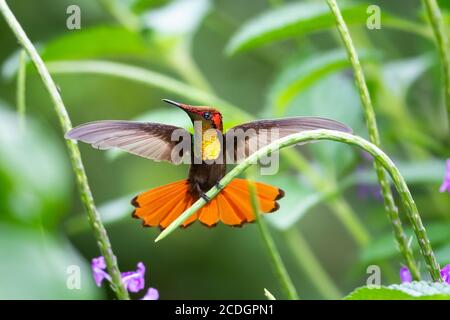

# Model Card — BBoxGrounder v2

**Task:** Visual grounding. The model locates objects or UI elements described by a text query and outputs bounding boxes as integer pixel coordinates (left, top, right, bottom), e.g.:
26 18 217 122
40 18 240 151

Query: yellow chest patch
202 130 221 161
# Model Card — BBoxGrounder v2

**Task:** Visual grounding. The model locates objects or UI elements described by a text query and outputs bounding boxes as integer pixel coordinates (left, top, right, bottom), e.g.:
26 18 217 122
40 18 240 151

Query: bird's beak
162 99 199 119
162 99 187 110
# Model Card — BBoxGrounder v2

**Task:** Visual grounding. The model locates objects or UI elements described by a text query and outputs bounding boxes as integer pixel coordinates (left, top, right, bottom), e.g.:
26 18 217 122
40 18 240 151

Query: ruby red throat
66 99 351 230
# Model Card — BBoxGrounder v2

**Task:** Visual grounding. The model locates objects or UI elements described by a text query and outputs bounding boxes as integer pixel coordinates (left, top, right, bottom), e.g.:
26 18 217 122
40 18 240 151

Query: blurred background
0 0 449 299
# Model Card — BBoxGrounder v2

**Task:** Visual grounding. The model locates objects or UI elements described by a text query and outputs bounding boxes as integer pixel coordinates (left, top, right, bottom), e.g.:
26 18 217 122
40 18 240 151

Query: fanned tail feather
131 178 284 229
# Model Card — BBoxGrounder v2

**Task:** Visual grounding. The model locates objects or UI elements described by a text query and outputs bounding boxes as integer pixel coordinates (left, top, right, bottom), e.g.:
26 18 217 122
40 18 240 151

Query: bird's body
66 99 352 230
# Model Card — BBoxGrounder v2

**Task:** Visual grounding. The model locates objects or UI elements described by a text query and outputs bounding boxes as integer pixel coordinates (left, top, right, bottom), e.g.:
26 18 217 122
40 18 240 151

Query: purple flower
439 159 450 193
121 262 146 293
90 256 159 298
141 287 159 300
440 264 450 285
91 256 111 287
400 266 412 283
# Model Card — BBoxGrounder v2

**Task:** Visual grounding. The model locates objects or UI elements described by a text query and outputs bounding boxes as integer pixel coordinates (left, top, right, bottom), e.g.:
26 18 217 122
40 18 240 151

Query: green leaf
0 223 101 299
0 104 70 228
345 282 450 300
268 50 378 116
226 2 369 55
41 26 156 62
360 221 450 264
258 174 324 230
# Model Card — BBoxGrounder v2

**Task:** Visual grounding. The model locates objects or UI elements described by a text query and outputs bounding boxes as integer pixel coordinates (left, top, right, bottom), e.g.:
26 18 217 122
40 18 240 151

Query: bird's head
162 99 223 131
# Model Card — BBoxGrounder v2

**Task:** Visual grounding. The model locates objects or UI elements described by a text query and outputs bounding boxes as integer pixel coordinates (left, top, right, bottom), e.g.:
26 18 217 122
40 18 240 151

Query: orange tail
131 178 284 229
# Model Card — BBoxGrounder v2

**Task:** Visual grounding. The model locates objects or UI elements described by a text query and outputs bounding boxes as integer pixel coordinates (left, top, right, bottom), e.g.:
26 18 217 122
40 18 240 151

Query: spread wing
225 117 352 162
65 120 191 164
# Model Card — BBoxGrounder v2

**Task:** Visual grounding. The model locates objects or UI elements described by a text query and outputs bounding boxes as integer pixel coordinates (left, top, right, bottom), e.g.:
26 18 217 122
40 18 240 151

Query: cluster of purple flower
400 264 450 284
91 256 159 300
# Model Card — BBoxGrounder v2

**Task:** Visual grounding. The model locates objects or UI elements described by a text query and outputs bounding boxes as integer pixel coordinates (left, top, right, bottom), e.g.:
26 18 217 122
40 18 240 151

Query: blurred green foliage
0 0 449 299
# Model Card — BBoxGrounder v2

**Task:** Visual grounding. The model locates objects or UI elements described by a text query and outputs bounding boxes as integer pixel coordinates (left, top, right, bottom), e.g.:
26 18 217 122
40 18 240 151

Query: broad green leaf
268 50 378 116
360 221 450 264
0 223 101 299
0 104 70 228
41 26 156 62
226 2 369 55
345 282 450 300
258 174 324 230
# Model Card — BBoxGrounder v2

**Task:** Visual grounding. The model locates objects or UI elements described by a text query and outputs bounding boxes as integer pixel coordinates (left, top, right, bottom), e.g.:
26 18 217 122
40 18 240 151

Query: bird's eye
203 112 211 120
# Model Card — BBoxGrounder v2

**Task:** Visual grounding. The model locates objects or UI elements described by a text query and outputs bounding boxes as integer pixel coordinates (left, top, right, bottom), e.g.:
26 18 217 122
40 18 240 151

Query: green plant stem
167 41 215 94
422 0 450 129
326 0 421 281
246 170 299 300
16 49 26 130
48 59 371 247
284 228 341 299
47 60 249 122
0 0 129 299
154 129 441 281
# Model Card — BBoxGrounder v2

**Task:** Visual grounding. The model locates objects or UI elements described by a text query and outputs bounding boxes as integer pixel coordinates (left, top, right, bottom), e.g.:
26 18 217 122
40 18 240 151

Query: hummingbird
66 99 351 230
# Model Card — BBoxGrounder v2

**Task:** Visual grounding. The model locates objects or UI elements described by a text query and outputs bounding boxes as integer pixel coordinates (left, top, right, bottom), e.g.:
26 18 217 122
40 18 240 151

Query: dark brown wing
225 117 352 162
65 120 191 164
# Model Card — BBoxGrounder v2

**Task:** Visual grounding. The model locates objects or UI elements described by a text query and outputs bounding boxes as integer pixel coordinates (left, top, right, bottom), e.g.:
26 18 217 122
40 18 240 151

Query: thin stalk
246 169 299 300
0 0 129 299
47 60 249 122
167 41 215 94
422 0 450 129
48 59 371 247
284 228 341 299
16 49 26 129
154 129 441 281
326 0 421 281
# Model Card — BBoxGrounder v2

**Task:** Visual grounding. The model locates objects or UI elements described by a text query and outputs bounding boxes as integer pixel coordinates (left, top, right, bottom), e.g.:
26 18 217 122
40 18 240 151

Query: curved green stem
47 60 249 122
246 170 299 300
0 0 129 299
422 0 450 129
16 49 26 130
326 0 421 280
154 129 441 281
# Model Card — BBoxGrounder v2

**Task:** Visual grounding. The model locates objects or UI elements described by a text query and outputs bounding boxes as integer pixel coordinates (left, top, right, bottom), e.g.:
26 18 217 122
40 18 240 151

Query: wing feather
65 120 191 164
225 117 352 162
